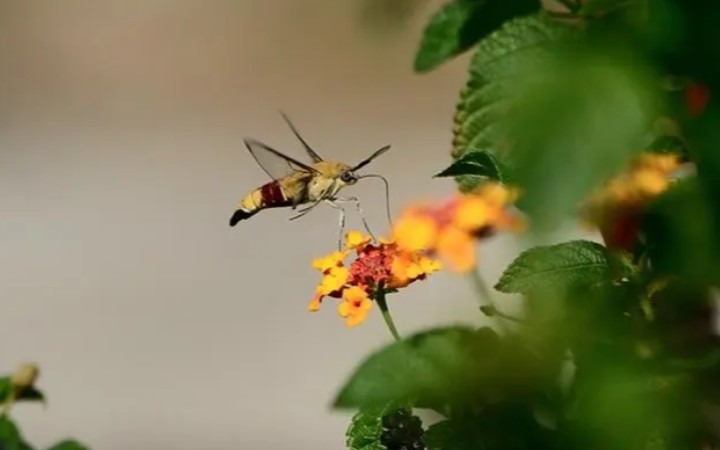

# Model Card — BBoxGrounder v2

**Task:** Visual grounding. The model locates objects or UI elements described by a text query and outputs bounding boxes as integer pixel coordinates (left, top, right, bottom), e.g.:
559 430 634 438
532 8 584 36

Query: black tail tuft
230 209 255 226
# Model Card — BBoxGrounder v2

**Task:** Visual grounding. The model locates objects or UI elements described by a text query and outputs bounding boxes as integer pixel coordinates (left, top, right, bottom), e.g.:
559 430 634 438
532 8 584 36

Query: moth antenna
351 145 391 171
359 174 393 228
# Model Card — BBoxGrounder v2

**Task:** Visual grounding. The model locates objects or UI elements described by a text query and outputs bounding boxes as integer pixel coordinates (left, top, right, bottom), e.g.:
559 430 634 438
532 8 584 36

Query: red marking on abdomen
260 181 289 208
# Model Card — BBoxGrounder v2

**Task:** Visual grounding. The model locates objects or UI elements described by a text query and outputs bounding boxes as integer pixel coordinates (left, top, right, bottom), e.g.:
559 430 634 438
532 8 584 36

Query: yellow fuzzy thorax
312 160 352 177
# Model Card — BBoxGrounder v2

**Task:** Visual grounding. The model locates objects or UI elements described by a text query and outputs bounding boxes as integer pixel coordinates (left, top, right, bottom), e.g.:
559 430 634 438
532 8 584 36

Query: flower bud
10 363 39 390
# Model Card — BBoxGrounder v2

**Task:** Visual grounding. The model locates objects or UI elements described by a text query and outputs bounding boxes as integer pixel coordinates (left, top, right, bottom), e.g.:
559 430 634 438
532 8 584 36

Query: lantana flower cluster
308 181 525 328
390 181 525 273
581 152 684 249
309 231 441 327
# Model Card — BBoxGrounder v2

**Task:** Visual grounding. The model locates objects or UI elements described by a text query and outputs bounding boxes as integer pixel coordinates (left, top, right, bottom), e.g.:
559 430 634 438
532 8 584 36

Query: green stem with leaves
376 290 401 342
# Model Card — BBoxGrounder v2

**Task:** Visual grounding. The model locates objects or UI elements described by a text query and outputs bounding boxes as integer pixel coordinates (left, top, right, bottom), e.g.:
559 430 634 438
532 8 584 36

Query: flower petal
312 251 348 272
436 227 476 273
392 214 439 252
345 231 372 250
308 294 322 312
454 196 490 232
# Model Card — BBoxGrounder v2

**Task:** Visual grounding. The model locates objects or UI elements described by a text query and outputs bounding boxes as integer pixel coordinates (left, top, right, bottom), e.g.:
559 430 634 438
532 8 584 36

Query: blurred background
0 1 579 449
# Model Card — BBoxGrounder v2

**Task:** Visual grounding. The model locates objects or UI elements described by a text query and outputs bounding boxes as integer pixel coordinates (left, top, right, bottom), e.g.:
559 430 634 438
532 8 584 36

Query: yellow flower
338 286 372 327
392 213 439 252
309 229 441 328
345 231 372 250
473 182 520 209
317 266 349 296
312 250 348 272
632 169 670 197
583 152 683 228
453 196 490 232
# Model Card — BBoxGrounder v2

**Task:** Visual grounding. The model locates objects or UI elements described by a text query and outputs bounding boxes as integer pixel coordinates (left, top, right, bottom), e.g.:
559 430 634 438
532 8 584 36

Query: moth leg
333 196 376 242
289 201 321 221
324 199 347 251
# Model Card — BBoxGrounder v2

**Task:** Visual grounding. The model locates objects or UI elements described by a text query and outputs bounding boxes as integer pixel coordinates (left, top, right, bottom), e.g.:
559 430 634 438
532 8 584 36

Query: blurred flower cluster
582 152 684 249
391 182 525 273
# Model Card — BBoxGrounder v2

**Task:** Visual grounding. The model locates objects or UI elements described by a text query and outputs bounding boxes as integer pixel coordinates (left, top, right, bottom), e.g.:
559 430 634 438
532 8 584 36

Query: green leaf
45 440 90 450
646 135 688 158
425 419 482 450
434 150 505 180
451 14 579 172
504 49 657 227
642 177 720 285
334 326 501 409
346 407 389 450
580 0 638 16
426 403 553 450
414 0 539 73
0 417 34 450
0 378 45 404
495 240 612 295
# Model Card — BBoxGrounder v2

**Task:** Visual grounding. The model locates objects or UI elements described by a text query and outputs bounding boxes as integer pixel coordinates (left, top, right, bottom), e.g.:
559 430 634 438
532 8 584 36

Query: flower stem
470 269 496 309
376 290 401 342
470 269 510 332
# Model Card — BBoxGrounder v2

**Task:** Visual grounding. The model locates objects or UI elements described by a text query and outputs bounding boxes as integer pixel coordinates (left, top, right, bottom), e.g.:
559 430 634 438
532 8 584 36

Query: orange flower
581 152 684 250
391 181 524 273
309 231 440 327
436 226 476 273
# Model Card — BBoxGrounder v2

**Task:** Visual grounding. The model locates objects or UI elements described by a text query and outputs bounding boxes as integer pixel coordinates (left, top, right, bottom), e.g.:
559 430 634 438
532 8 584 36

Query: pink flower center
348 245 394 289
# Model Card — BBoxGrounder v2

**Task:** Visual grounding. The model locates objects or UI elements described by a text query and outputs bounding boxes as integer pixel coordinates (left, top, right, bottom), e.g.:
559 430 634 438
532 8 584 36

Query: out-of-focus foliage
0 365 91 450
413 0 539 72
337 1 720 450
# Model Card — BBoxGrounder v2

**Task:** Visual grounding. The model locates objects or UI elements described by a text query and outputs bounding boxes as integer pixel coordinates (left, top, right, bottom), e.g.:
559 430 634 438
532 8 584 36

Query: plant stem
376 290 401 342
470 269 496 309
470 269 512 332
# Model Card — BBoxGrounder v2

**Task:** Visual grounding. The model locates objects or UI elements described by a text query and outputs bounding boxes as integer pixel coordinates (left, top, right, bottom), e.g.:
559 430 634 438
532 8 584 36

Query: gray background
0 1 588 449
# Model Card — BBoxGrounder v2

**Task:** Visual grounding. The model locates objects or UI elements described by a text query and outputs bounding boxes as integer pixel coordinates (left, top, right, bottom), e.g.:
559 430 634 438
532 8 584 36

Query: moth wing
244 138 319 180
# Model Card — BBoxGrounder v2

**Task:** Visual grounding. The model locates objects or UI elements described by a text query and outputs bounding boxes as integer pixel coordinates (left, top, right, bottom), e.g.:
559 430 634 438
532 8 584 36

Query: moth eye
340 171 355 183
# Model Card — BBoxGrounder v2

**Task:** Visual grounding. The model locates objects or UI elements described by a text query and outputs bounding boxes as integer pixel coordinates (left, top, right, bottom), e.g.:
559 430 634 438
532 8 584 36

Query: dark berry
380 432 394 447
407 416 422 431
382 415 398 429
411 440 426 450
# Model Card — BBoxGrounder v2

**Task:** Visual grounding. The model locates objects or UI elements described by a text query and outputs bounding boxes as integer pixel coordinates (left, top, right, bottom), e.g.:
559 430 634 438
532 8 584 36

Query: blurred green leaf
425 419 484 450
334 327 560 410
451 13 579 170
346 406 392 450
495 240 612 295
504 50 657 227
333 327 501 409
0 378 45 404
565 363 695 450
646 135 688 158
426 403 553 450
580 0 637 16
45 441 90 450
642 176 720 285
434 150 506 180
414 0 540 73
0 417 33 450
